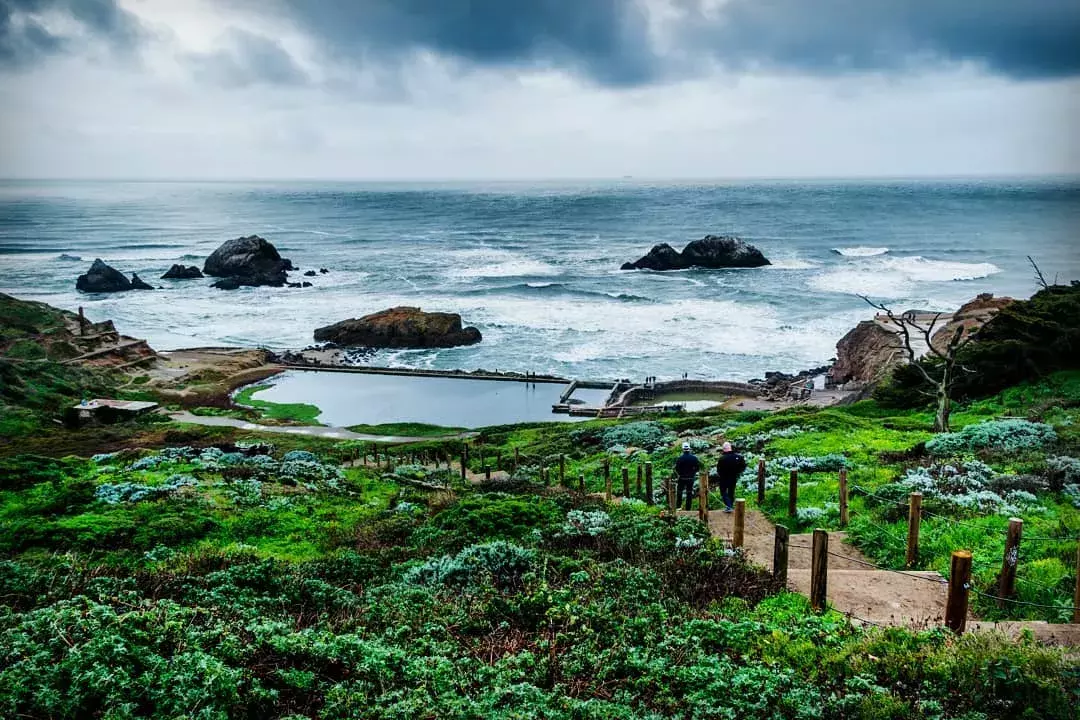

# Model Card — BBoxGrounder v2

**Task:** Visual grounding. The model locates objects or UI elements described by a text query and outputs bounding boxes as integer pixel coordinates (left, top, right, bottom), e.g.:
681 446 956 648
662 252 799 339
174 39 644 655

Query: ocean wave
447 248 560 279
810 255 1002 297
56 253 82 262
461 282 652 303
766 258 819 270
832 246 889 257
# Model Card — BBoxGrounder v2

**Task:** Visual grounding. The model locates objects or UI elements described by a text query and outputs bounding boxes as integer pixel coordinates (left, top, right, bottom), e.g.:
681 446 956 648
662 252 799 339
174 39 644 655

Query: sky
0 0 1078 180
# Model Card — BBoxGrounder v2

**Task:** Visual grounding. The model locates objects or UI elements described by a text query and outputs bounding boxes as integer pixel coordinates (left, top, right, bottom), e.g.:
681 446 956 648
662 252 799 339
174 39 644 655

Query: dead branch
1028 255 1049 290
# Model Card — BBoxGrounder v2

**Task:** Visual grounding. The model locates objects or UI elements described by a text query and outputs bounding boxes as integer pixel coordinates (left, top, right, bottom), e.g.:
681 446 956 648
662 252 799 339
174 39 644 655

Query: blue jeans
676 476 695 511
719 477 736 510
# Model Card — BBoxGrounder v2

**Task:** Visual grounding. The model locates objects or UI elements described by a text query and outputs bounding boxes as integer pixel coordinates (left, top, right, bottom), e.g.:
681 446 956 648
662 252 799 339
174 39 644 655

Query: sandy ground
169 410 476 443
145 347 283 404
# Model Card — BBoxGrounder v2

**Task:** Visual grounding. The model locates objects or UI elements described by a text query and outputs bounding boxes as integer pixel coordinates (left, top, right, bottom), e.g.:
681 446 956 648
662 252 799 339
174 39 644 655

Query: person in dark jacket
673 442 700 511
715 441 747 512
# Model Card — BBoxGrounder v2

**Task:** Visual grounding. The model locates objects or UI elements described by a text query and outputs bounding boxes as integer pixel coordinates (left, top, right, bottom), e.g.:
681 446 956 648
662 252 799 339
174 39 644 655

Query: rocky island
203 235 294 289
75 259 154 293
621 235 770 271
314 307 483 349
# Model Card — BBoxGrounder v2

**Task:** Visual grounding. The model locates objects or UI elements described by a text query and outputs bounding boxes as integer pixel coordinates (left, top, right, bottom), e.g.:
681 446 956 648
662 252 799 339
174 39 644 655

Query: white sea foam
766 258 819 270
833 246 889 257
810 255 1002 297
447 248 559 279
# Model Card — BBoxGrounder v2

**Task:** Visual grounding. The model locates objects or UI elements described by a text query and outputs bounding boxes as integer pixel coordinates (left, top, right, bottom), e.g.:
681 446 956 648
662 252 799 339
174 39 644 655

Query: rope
844 611 888 629
824 550 949 585
965 585 1080 613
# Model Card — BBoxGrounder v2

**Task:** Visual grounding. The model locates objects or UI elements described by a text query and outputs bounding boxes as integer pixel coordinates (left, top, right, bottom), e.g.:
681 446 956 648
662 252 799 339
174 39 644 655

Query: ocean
1 178 1077 382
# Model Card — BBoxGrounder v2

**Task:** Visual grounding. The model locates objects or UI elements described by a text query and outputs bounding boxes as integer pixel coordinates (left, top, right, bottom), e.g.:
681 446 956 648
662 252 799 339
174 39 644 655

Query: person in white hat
673 441 701 511
715 441 747 512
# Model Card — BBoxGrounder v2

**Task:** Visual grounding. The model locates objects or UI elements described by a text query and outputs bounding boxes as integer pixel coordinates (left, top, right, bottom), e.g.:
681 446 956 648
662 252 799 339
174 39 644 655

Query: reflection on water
248 371 611 428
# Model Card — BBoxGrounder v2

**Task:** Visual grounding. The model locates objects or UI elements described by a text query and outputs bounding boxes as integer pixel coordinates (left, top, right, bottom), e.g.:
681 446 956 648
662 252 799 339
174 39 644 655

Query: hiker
674 441 700 511
715 441 747 512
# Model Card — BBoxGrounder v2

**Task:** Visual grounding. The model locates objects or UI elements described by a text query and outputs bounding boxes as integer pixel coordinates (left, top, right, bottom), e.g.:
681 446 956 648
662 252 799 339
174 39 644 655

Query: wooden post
998 518 1023 606
483 465 490 481
636 465 643 496
698 472 708 523
78 306 86 335
906 492 922 568
788 470 798 517
756 458 766 505
838 468 849 527
645 462 654 505
945 550 972 633
605 467 612 501
559 454 566 486
773 525 789 583
622 467 630 497
733 499 746 548
810 529 828 612
578 473 585 493
667 475 676 512
1074 544 1080 624
460 449 467 480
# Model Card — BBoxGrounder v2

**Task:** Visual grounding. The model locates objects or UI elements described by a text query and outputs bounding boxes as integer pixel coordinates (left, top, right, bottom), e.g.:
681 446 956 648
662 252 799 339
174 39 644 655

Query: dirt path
679 508 1080 645
169 411 475 444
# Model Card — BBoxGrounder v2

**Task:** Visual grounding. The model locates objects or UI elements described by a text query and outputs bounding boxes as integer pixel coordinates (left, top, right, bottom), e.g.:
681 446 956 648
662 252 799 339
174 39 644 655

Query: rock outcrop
203 235 293 288
830 320 905 387
929 293 1014 354
161 264 203 280
621 235 770 271
129 273 154 290
76 259 132 293
314 307 483 349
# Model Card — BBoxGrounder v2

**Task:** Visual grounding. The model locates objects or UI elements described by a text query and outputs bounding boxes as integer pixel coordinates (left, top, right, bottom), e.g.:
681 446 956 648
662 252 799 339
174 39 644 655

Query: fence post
667 474 676 512
733 499 746 548
605 466 612 501
484 465 491 482
773 525 789 583
810 529 828 612
945 550 972 633
838 468 849 527
460 448 467 480
1074 544 1080 624
998 518 1023 606
645 462 654 505
906 492 922 568
788 470 798 517
698 472 709 523
622 467 630 497
578 473 585 493
757 458 766 505
636 465 643 496
559 454 566 486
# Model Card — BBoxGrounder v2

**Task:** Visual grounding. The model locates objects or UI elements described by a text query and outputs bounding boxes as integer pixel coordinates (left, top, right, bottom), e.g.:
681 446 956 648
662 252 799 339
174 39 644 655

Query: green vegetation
234 383 324 425
346 421 468 437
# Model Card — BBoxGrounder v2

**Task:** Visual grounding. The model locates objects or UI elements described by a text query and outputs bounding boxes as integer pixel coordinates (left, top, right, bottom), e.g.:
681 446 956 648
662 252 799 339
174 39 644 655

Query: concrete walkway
169 411 475 444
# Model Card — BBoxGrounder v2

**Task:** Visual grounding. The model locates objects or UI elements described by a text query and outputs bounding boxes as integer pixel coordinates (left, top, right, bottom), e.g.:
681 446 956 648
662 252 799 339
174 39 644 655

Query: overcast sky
1 0 1078 180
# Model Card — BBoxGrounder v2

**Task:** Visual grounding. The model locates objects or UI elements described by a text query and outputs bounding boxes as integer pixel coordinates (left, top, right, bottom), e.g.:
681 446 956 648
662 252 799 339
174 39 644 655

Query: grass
233 383 323 425
345 422 468 437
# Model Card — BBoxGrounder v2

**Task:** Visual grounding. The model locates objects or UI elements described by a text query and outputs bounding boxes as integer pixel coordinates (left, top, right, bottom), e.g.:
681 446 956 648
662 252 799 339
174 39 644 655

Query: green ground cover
234 383 324 425
345 422 468 437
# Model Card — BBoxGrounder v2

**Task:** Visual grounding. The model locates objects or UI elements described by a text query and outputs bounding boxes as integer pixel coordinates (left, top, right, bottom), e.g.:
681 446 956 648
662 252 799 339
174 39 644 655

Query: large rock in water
129 273 154 290
314 307 483 349
203 235 292 288
76 259 132 293
621 235 770 270
830 320 904 387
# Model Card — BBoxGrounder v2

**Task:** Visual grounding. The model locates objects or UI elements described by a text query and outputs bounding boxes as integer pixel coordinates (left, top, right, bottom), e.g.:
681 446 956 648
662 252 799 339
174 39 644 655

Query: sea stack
314 307 483 349
203 235 293 289
75 259 133 293
621 235 770 271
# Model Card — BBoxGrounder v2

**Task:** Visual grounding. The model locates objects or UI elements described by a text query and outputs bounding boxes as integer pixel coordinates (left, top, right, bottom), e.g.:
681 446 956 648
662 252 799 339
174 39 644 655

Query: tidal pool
246 370 612 428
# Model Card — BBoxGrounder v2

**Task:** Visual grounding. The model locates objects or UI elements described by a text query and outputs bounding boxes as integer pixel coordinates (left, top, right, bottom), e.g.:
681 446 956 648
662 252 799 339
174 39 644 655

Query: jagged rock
302 281 312 288
319 268 329 274
621 235 770 270
203 235 292 288
76 259 132 293
303 270 317 277
314 306 482 349
161 264 203 280
129 273 154 290
212 278 241 291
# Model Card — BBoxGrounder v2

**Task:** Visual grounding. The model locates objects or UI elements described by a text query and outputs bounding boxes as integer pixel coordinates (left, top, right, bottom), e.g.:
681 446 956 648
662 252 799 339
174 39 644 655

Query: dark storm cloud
688 0 1080 80
267 0 657 86
186 30 309 89
0 0 142 68
257 0 1080 84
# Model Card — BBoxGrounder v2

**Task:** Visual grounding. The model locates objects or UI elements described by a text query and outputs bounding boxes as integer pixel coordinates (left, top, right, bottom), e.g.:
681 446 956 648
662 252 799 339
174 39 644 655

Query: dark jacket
715 451 747 482
674 452 700 479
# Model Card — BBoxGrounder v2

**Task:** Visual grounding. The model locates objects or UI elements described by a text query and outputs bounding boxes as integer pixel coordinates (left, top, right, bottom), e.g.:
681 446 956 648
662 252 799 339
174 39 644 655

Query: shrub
597 421 673 452
772 454 850 473
402 541 535 589
560 509 611 537
282 450 318 463
95 475 197 504
926 419 1057 456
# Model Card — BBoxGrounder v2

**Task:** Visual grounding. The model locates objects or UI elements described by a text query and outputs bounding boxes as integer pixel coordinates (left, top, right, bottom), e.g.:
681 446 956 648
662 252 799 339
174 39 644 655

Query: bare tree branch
1028 255 1049 290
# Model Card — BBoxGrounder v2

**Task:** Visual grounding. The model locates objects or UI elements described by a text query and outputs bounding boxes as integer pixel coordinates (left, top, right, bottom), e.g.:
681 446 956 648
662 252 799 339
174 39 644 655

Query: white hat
722 442 733 452
681 442 691 451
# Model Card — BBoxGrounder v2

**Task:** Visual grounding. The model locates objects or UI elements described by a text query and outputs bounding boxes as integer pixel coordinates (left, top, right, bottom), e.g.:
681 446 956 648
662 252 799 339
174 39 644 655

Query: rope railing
966 585 1080 613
